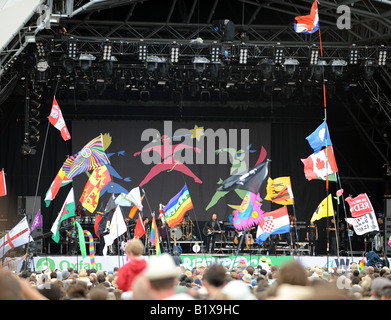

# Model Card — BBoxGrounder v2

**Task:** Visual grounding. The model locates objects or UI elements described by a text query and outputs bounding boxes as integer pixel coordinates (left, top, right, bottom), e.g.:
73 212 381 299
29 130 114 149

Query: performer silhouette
134 135 202 186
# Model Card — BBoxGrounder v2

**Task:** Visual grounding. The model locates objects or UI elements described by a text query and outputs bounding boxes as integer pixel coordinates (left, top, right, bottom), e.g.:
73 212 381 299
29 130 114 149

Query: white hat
221 280 257 300
144 253 180 280
242 273 252 283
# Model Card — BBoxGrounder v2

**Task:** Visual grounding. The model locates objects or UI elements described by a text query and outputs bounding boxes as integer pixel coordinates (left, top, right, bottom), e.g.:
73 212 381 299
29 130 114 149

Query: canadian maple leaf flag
301 145 338 181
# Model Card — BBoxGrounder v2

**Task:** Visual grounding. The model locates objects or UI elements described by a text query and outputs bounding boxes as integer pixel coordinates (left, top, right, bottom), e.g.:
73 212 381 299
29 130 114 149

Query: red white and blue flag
294 0 320 34
256 206 290 244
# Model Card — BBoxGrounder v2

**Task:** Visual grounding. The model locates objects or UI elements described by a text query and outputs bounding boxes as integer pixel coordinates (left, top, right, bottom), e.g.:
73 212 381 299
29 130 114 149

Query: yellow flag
311 194 334 222
265 177 294 205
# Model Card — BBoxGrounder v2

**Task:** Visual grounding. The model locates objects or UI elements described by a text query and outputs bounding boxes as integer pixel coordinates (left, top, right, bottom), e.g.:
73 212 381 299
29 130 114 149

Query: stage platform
12 252 380 274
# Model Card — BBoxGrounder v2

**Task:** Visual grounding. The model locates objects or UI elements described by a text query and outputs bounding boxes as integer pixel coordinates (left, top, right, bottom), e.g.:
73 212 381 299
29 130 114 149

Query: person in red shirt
116 239 147 292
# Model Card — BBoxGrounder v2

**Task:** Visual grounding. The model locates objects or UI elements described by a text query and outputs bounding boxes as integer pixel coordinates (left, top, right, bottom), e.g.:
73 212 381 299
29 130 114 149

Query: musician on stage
64 216 77 255
204 213 221 253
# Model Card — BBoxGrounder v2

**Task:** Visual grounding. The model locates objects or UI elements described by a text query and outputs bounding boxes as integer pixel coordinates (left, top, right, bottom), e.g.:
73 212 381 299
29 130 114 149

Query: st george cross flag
345 193 374 218
256 206 290 245
346 211 379 236
51 188 76 243
294 0 320 34
48 96 71 141
301 145 338 181
0 217 33 259
44 166 72 207
134 213 146 240
163 184 194 228
0 168 6 197
306 120 332 154
103 205 127 256
80 165 111 213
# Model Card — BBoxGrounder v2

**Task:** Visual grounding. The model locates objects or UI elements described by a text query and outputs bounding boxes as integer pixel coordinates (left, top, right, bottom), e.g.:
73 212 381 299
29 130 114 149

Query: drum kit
170 214 194 241
75 216 96 224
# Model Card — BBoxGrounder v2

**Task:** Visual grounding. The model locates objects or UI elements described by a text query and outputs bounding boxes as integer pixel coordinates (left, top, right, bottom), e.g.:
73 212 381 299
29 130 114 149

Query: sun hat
144 253 180 280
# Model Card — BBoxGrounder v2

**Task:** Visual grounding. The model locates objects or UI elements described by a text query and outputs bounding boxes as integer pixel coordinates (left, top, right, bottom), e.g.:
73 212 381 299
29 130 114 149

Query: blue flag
306 120 332 153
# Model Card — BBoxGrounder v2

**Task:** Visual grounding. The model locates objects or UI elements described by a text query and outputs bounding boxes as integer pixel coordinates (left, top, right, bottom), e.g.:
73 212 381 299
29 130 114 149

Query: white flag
346 211 379 236
115 187 143 210
0 217 33 259
103 205 127 256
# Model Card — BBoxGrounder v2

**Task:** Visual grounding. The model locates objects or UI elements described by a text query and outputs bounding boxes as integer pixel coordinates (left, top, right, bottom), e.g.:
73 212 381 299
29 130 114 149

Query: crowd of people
1 238 391 301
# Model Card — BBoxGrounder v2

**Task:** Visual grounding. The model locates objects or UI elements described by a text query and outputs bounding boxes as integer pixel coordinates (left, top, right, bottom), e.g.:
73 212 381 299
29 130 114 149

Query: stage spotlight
193 57 210 74
259 59 273 80
68 41 77 59
102 43 112 61
349 45 359 65
363 60 375 80
36 58 49 72
36 42 45 57
171 45 180 63
283 58 299 77
310 47 320 65
378 45 387 66
274 47 284 64
29 117 40 126
79 53 96 71
331 59 347 77
211 44 221 63
139 42 148 61
20 143 32 156
239 46 248 64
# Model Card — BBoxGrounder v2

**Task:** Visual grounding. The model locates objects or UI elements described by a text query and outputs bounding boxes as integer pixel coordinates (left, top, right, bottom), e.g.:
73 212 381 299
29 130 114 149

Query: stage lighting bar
102 43 112 61
68 41 77 59
349 46 358 65
239 46 248 64
379 46 387 66
36 42 45 57
310 48 320 65
211 44 221 63
139 42 148 61
170 45 180 63
274 47 284 64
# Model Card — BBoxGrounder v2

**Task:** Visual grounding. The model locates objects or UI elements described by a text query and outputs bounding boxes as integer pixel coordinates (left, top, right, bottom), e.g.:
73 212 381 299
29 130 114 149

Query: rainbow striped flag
149 213 161 255
163 184 193 228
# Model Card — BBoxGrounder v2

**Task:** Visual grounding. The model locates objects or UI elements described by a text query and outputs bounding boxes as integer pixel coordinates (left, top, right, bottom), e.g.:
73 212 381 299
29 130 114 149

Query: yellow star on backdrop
190 125 204 141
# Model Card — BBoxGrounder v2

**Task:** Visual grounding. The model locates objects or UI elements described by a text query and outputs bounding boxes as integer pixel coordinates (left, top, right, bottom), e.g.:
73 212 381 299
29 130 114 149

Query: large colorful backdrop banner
71 120 271 223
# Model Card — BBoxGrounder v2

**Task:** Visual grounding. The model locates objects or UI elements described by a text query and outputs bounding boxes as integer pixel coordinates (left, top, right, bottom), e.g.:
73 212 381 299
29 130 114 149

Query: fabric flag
48 96 71 141
163 184 194 228
301 145 338 181
306 120 332 154
149 214 161 255
346 211 379 236
233 191 264 230
294 0 320 34
115 187 143 211
345 193 374 218
311 194 334 222
96 210 113 239
74 220 87 259
80 165 111 213
265 177 294 205
256 206 290 245
134 213 146 240
94 211 103 238
0 169 6 197
0 217 33 259
359 257 365 270
129 195 144 219
44 167 72 207
51 188 75 243
103 205 127 256
217 160 269 194
63 134 110 179
30 210 42 233
83 230 95 267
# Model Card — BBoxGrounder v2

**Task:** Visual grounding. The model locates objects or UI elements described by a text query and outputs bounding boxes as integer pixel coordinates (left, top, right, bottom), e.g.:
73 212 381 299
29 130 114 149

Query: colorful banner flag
294 0 320 34
149 213 161 255
63 134 110 179
163 184 194 228
44 167 72 207
256 206 290 245
346 211 379 236
217 161 269 195
30 210 42 233
345 193 374 218
51 188 75 243
233 191 264 230
306 120 332 154
0 168 6 197
74 220 87 259
301 145 338 181
311 194 334 222
83 230 95 267
0 217 33 259
265 176 294 205
80 165 111 213
129 195 144 219
103 205 127 256
134 213 146 240
48 96 71 141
